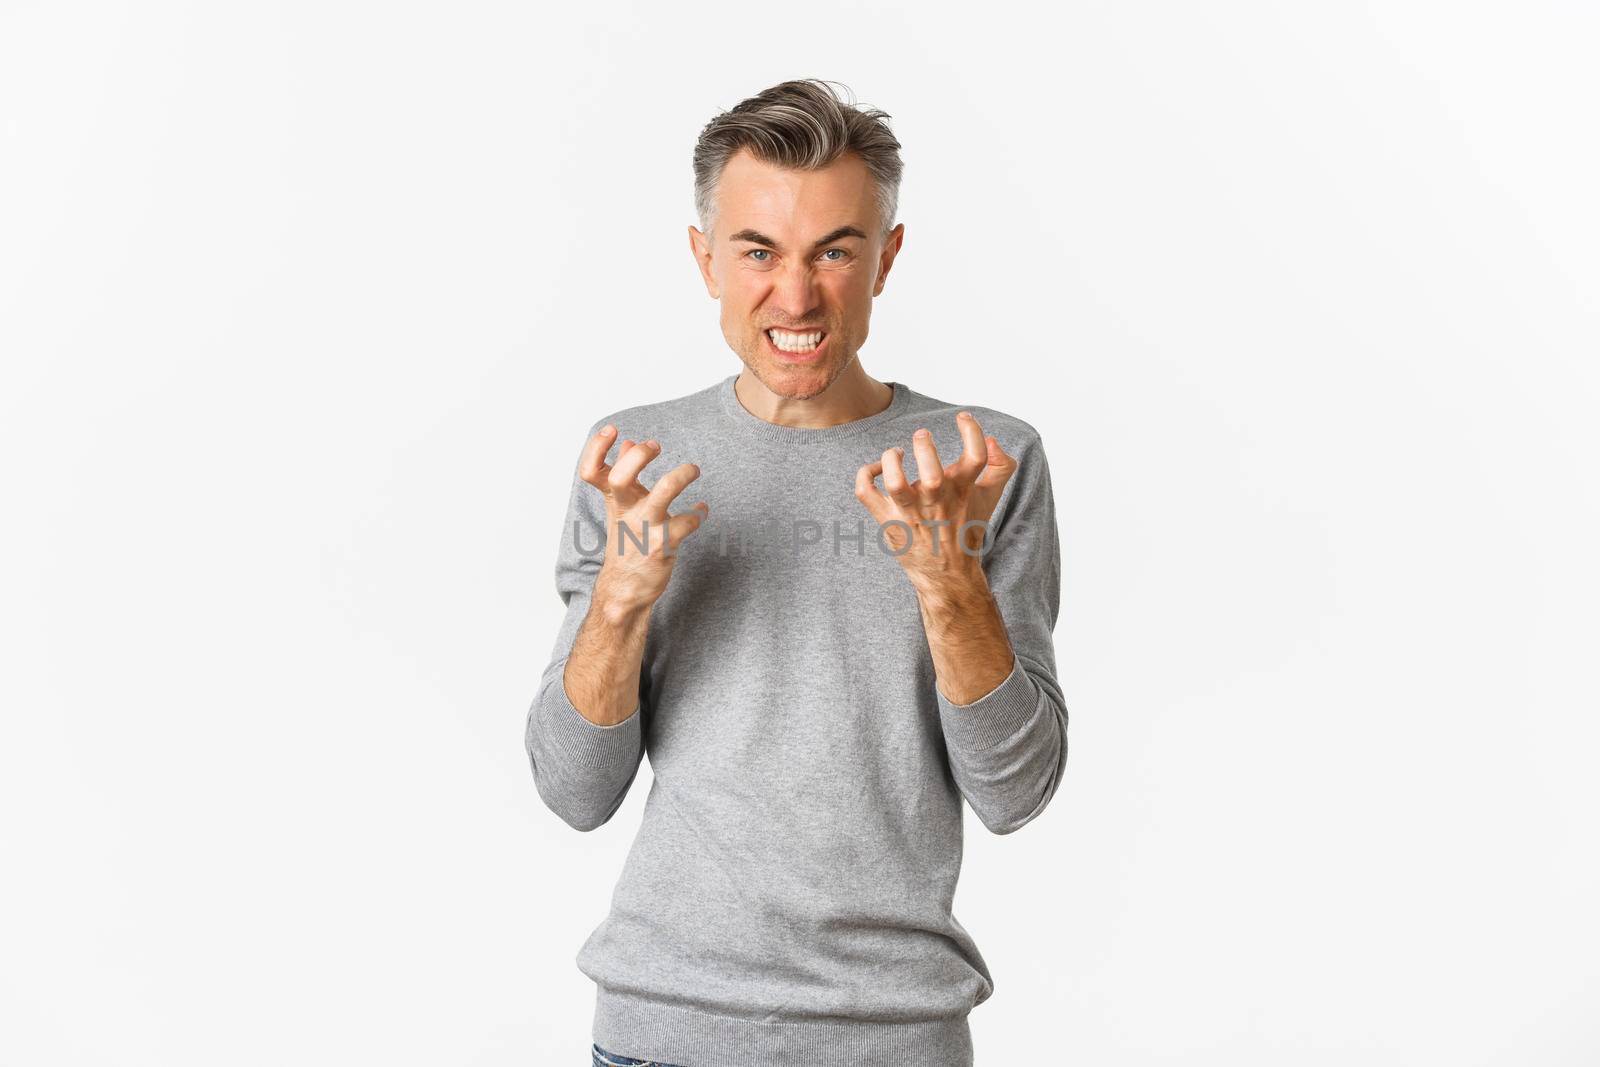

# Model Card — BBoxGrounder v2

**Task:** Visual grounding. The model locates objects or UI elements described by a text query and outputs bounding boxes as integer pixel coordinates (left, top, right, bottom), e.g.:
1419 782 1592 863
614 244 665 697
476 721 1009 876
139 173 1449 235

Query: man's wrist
912 570 994 618
592 570 656 627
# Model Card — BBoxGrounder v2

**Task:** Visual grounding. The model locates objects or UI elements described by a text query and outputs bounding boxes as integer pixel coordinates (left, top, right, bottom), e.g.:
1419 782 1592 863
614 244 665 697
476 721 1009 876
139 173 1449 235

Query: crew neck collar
717 374 908 445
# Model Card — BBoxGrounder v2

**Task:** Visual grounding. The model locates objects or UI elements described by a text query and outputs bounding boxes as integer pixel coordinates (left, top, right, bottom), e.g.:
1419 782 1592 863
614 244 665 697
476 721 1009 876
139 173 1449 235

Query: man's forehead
714 148 877 236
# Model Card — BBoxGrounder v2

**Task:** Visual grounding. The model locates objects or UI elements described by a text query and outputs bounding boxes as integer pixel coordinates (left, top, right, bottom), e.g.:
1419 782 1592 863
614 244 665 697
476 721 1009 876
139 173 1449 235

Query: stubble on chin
750 357 847 402
737 334 858 401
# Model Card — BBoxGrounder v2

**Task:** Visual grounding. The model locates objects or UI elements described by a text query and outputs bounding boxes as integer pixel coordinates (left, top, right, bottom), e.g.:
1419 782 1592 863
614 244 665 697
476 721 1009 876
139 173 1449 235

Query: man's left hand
854 410 1018 599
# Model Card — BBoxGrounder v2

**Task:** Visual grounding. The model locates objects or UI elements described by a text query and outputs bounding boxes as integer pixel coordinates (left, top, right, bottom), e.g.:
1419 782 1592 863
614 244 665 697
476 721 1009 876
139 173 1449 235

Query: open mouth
764 327 828 361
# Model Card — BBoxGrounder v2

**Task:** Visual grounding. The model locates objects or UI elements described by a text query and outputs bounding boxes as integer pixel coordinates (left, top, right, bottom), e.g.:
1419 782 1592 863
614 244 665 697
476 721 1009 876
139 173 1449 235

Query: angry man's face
688 148 904 401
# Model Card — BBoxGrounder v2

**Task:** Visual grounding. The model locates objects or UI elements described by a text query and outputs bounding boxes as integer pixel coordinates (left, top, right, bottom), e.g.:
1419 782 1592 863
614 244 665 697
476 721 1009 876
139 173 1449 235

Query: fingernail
914 428 929 438
958 410 972 420
894 446 905 456
600 424 615 435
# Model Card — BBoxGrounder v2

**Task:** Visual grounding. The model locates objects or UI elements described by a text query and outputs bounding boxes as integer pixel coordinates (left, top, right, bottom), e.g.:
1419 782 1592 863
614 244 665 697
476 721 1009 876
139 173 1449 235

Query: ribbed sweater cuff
534 662 641 772
934 653 1040 750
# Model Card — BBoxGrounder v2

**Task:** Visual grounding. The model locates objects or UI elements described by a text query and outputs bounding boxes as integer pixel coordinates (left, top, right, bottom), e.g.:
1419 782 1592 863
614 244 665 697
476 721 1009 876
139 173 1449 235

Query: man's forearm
563 573 653 726
916 574 1016 706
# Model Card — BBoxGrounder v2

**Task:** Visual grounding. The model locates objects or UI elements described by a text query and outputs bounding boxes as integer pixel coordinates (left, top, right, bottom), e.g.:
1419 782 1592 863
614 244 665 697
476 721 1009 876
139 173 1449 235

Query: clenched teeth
767 328 824 353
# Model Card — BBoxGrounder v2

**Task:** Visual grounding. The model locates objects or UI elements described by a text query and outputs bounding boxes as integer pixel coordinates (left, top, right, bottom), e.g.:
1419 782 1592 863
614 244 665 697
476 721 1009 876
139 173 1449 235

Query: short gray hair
692 79 904 240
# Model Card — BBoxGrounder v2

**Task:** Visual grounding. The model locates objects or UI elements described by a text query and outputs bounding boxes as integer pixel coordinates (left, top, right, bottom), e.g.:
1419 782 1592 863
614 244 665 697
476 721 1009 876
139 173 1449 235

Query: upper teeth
768 329 822 352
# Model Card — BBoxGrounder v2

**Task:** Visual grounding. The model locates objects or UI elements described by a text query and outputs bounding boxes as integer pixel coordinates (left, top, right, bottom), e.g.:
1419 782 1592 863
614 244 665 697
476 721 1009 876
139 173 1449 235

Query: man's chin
750 358 838 400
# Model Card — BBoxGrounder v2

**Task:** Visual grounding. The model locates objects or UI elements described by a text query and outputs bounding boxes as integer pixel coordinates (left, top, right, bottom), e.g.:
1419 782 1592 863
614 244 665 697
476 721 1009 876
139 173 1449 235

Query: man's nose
767 262 822 320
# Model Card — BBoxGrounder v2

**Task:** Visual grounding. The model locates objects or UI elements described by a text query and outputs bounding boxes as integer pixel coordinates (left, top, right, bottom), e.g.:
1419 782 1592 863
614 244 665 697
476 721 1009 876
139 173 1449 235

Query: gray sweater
525 374 1068 1066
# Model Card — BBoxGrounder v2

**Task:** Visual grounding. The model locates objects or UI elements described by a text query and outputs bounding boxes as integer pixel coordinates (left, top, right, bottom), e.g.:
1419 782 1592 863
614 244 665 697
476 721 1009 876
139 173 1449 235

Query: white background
3 2 1597 1063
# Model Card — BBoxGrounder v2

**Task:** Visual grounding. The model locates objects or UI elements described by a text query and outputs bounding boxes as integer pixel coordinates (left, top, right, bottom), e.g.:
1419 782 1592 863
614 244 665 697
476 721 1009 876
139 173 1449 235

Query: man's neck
733 362 894 429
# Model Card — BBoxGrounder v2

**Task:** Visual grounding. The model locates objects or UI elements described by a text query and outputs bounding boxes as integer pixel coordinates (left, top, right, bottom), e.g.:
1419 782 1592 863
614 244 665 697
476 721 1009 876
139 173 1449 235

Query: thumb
665 501 711 550
972 435 1016 490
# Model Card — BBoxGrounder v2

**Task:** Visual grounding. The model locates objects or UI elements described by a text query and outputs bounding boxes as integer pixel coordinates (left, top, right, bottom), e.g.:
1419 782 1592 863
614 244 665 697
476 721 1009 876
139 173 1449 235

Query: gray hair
692 79 904 240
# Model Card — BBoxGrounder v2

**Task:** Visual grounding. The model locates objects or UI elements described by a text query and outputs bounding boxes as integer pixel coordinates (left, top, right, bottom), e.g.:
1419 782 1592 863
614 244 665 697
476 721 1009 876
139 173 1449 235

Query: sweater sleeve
934 431 1069 835
523 432 647 832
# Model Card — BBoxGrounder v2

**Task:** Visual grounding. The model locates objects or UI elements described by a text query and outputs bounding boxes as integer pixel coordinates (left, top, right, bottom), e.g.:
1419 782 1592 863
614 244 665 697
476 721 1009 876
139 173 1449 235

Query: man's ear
873 223 905 297
688 225 719 299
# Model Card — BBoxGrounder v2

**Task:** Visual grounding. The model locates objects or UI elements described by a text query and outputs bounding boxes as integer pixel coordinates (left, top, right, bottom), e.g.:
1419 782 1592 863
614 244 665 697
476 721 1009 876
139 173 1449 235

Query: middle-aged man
525 78 1069 1067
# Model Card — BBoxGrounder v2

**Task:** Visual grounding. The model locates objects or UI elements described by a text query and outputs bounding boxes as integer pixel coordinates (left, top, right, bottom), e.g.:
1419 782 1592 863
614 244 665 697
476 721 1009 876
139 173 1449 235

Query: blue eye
746 249 771 261
821 248 848 261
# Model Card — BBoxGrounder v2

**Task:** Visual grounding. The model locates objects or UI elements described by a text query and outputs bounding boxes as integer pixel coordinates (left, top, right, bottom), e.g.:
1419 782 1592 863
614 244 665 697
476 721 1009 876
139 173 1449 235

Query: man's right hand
579 424 709 613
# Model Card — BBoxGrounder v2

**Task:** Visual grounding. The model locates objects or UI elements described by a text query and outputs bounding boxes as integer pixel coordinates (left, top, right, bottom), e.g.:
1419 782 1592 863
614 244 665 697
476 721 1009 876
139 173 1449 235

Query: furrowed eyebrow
728 229 779 248
810 226 868 248
728 226 869 252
